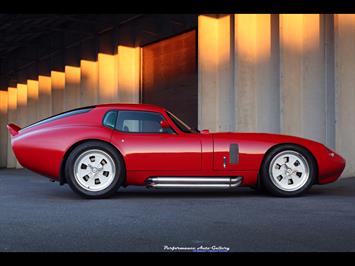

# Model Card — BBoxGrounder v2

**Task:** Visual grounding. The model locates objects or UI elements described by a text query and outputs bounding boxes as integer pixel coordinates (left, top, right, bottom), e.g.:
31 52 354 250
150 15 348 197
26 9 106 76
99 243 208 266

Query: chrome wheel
268 150 310 192
73 149 116 192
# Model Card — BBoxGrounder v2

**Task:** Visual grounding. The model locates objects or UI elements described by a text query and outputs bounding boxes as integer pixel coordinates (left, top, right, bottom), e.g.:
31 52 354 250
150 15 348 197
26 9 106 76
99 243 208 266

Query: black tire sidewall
65 141 125 199
260 144 316 197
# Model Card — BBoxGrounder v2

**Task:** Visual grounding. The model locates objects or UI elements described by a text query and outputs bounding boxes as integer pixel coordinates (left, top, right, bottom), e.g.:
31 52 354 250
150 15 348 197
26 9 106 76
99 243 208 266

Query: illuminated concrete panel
16 84 28 128
16 84 28 168
64 66 81 110
0 91 8 167
334 14 355 177
234 14 279 132
198 15 234 132
7 88 17 168
38 75 52 120
280 14 327 144
98 53 118 104
51 71 65 115
80 60 98 106
27 80 39 125
117 46 140 103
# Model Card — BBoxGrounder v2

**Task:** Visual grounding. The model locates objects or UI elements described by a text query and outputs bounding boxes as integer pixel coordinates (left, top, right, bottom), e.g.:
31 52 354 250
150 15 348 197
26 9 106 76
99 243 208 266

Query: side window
116 111 173 134
103 110 118 129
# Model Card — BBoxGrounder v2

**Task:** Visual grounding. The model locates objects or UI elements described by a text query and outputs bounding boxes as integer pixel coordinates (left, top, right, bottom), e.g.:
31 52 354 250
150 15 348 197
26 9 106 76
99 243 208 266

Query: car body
7 103 346 198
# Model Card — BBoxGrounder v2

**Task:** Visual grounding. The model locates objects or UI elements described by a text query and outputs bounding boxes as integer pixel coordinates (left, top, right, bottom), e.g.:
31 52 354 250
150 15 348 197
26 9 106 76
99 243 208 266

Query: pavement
0 168 354 252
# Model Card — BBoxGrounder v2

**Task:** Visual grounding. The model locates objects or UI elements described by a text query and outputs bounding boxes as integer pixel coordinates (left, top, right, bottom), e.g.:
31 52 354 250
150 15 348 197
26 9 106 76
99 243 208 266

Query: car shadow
112 187 262 199
40 178 355 200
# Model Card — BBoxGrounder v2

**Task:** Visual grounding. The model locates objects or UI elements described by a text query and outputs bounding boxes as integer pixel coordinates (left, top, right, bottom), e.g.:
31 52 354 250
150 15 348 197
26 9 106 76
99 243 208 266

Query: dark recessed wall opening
142 30 198 129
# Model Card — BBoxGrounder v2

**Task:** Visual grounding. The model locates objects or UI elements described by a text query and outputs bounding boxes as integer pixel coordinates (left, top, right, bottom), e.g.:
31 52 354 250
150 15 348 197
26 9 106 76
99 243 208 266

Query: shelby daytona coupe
7 103 345 199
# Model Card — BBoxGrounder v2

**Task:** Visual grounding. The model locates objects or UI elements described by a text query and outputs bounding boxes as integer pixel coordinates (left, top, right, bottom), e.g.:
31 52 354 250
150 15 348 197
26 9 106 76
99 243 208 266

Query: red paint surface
9 103 345 187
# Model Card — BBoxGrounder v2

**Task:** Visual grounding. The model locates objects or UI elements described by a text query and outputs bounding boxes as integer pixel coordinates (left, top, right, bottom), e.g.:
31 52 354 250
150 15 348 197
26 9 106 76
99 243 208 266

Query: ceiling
0 14 197 90
0 14 140 56
0 14 142 89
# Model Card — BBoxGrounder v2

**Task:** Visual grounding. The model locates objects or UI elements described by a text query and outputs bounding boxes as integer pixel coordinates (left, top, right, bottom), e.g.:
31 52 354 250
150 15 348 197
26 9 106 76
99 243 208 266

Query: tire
260 144 316 197
65 141 125 199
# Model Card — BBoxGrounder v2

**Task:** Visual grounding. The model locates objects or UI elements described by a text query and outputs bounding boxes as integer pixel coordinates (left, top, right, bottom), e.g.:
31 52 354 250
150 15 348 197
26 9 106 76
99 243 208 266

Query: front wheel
65 141 125 199
260 144 316 197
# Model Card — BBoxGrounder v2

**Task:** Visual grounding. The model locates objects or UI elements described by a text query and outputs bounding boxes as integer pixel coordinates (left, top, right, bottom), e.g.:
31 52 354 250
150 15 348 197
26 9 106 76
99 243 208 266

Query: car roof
95 103 167 113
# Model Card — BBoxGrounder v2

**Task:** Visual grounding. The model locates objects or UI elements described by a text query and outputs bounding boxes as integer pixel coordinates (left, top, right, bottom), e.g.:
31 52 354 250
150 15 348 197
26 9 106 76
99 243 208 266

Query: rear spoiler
7 123 21 137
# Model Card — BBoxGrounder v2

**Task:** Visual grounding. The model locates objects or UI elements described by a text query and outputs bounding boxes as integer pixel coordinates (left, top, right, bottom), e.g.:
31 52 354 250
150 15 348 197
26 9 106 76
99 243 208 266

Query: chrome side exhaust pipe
146 176 242 188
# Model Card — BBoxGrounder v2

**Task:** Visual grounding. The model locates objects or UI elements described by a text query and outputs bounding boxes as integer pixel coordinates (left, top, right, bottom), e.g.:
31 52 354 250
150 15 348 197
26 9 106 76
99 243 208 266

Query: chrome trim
146 176 242 189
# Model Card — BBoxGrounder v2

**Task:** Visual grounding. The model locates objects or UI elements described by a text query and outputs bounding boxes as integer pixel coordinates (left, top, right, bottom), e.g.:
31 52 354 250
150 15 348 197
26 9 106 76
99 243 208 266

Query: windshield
166 111 198 133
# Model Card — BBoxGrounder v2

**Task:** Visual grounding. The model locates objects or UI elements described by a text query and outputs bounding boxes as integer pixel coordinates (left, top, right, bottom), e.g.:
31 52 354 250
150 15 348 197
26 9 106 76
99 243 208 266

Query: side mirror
200 129 210 134
160 120 170 129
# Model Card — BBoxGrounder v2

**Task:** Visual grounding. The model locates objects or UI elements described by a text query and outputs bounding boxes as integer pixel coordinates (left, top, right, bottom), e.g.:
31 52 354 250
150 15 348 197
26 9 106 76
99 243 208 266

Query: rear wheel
260 144 316 197
65 141 124 199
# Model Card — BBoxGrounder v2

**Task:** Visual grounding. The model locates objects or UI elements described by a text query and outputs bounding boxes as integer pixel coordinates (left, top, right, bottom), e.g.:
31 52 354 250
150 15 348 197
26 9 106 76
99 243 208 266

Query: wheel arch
59 139 126 185
257 142 319 185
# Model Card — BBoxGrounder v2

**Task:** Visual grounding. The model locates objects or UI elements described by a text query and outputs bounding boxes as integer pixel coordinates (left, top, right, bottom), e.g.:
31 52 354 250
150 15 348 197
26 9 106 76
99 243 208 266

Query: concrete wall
334 14 355 177
198 14 354 177
198 15 235 132
6 88 17 168
0 91 8 168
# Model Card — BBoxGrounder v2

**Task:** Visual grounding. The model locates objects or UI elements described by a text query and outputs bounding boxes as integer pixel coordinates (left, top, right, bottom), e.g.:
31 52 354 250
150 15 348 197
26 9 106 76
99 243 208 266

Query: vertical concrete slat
7 88 17 168
198 15 234 132
324 14 336 149
280 14 327 143
334 14 355 177
64 66 81 111
27 80 39 125
80 60 98 106
117 46 140 103
234 14 280 133
38 76 52 120
51 71 65 115
0 91 8 168
98 53 118 104
17 84 28 128
16 84 28 168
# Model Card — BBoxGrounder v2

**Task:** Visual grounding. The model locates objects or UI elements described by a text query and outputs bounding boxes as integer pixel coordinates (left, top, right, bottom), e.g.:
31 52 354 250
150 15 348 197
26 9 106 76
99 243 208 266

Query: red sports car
7 103 345 199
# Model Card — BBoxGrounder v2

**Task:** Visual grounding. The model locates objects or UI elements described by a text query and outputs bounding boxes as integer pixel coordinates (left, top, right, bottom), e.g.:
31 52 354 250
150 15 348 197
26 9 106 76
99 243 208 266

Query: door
110 110 201 171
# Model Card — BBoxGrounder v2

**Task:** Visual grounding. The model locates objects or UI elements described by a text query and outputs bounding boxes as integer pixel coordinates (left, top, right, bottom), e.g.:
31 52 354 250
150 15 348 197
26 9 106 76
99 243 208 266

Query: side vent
229 144 239 164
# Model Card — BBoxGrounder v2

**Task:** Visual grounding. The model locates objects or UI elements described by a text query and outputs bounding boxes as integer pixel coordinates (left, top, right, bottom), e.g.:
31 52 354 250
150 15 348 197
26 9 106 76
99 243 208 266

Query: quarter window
116 111 173 134
103 110 118 129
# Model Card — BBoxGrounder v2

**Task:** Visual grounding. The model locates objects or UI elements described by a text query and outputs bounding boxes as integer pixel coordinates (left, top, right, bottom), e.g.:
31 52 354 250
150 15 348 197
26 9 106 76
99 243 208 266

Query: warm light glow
38 75 52 119
198 15 234 70
198 15 219 67
117 46 140 103
51 71 65 91
236 14 271 63
0 91 8 115
64 66 81 110
50 71 65 115
98 53 117 103
17 84 27 107
27 80 39 101
7 87 17 111
335 14 355 29
80 60 98 105
38 75 52 96
280 14 320 53
65 66 80 84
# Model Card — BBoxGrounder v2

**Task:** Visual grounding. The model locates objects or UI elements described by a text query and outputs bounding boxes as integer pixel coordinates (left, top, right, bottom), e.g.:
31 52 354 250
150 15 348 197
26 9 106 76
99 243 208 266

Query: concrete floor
0 169 354 252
